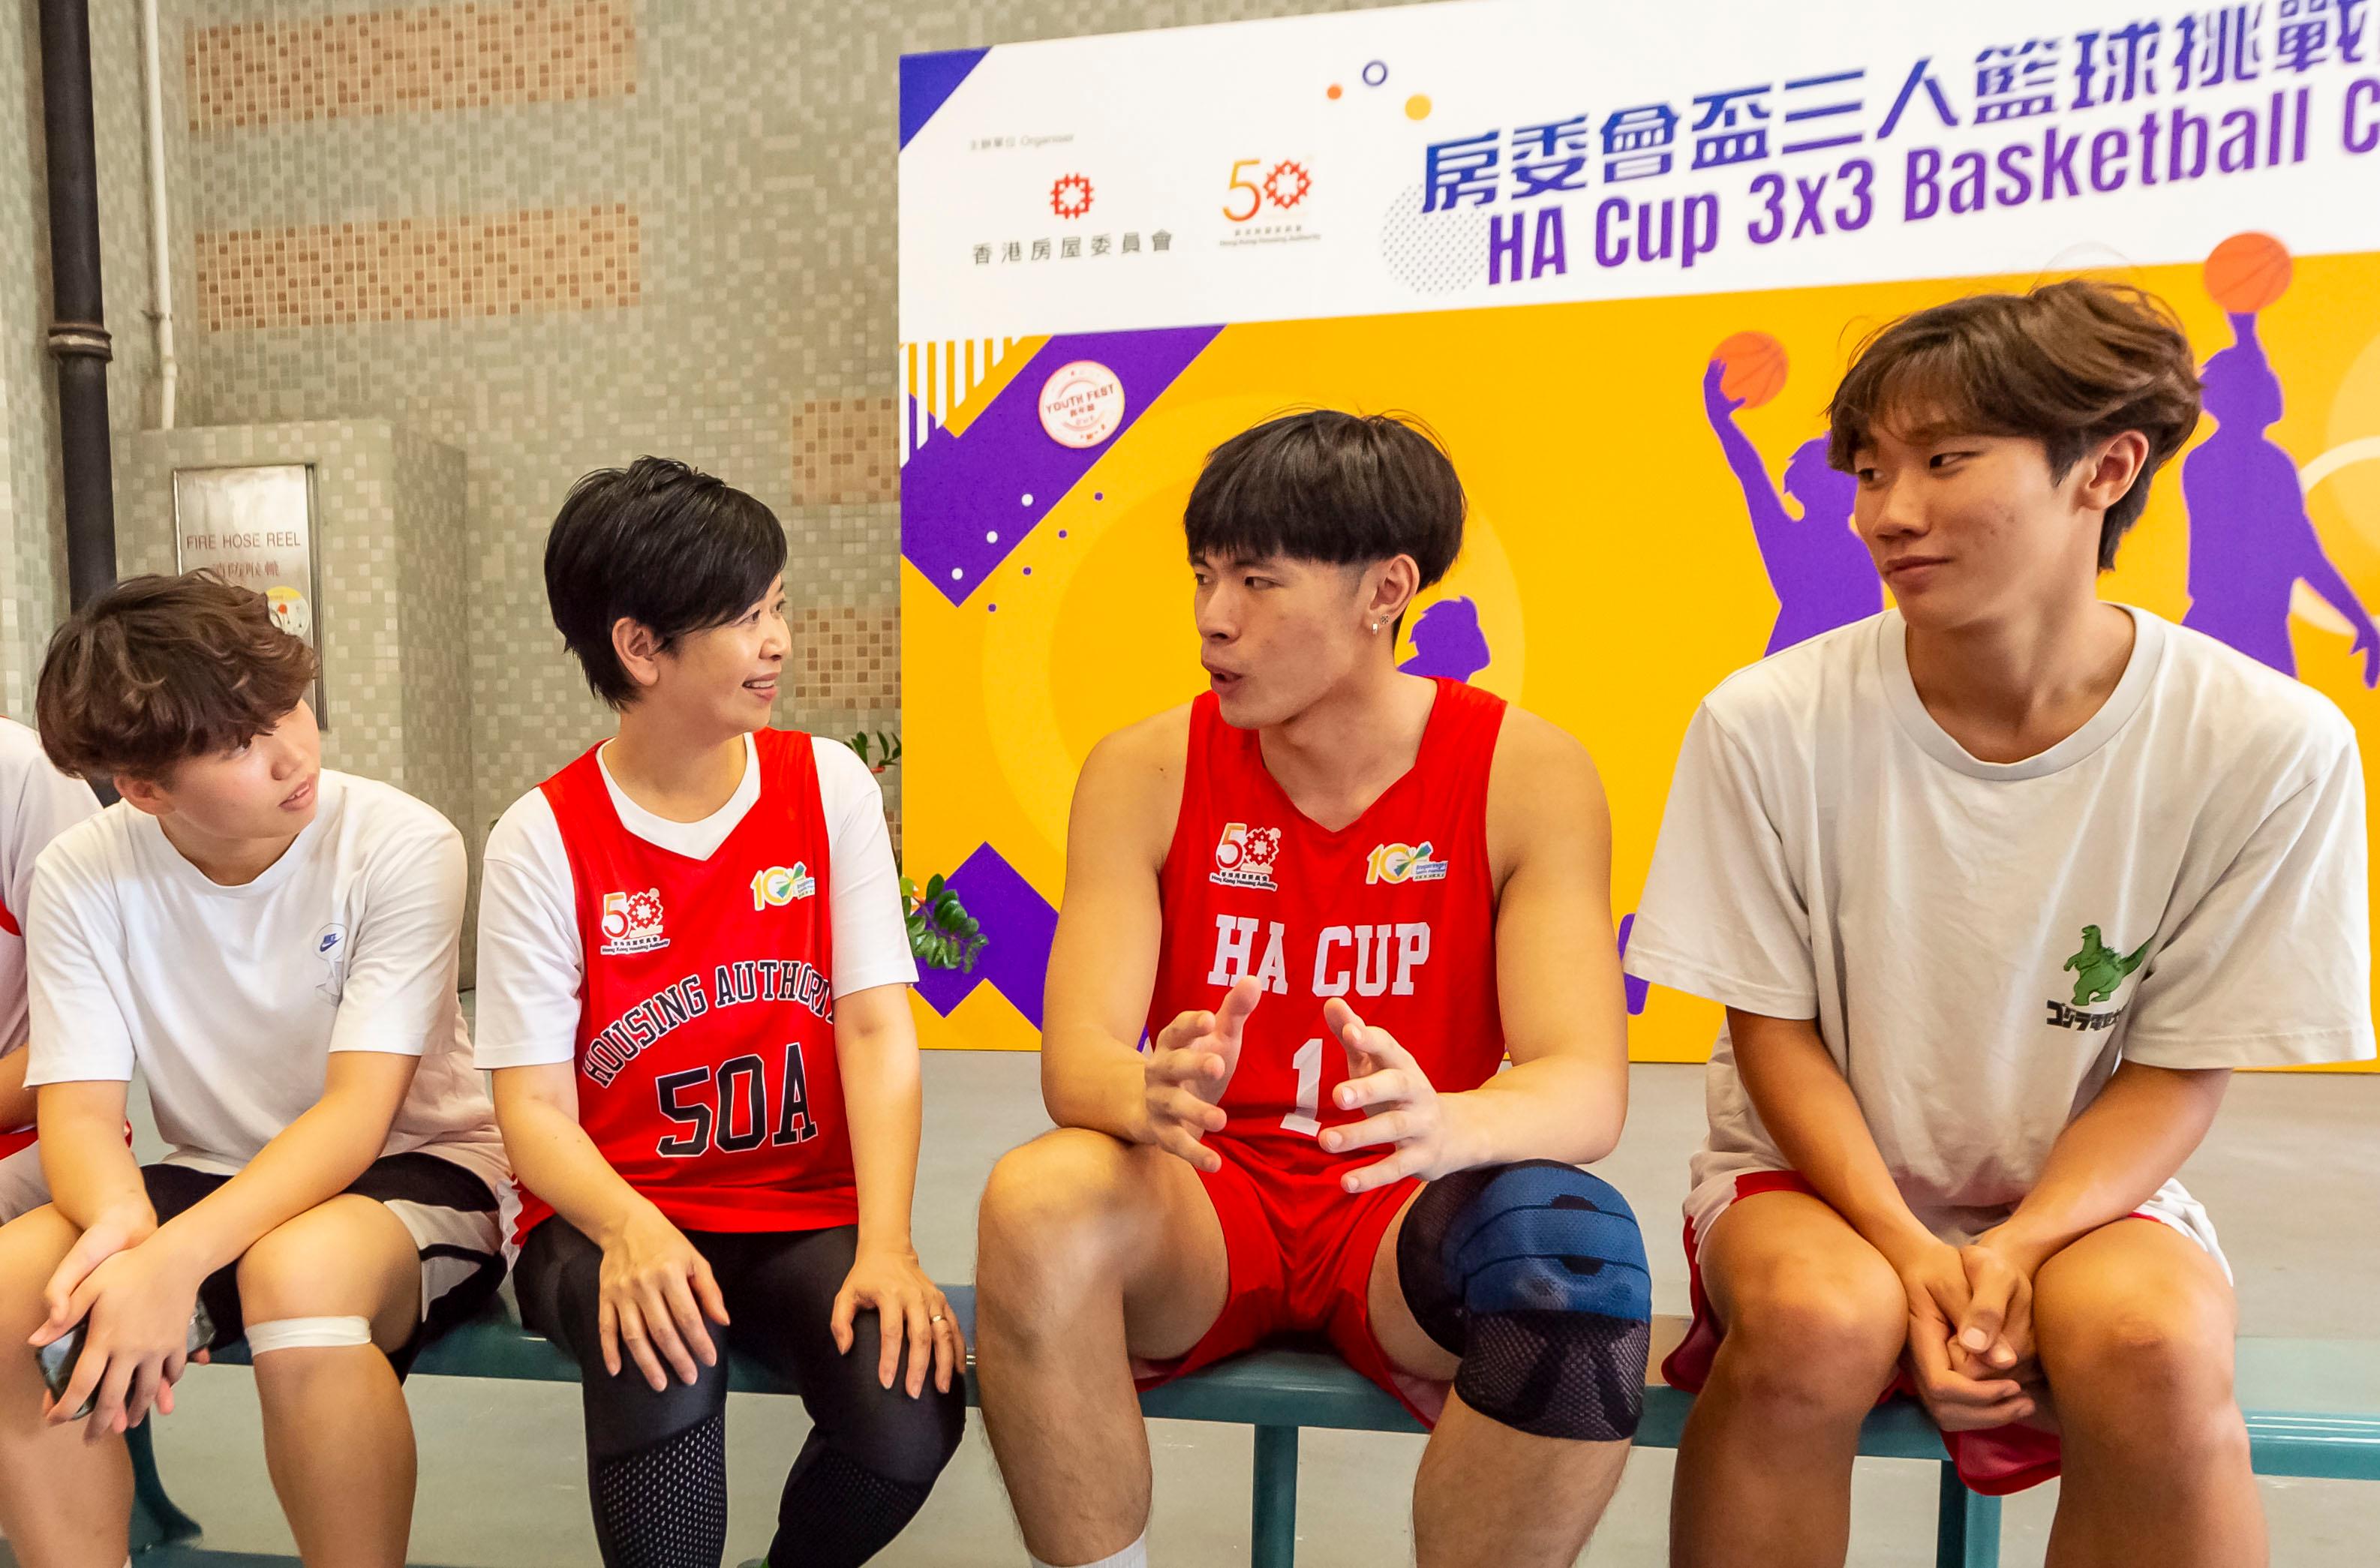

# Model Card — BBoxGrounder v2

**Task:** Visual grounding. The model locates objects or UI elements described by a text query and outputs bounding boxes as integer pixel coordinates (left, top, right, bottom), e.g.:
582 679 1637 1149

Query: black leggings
516 1218 965 1568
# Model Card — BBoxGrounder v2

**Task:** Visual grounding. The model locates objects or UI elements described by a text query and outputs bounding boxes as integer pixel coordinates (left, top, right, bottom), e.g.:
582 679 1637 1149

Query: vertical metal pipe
39 0 119 608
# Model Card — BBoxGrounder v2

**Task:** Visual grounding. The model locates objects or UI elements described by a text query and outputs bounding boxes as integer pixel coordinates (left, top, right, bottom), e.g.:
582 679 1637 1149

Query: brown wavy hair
37 573 318 782
1826 279 2204 569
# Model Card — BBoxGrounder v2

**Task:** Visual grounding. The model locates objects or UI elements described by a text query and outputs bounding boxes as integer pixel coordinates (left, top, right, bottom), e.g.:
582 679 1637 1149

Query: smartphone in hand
34 1302 215 1421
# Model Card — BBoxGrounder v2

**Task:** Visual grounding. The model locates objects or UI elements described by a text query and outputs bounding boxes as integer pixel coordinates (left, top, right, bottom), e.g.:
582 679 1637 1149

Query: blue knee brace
1396 1160 1652 1440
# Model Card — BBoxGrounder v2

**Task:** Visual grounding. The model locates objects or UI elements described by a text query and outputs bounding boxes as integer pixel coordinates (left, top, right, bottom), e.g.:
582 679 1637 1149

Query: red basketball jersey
1150 678 1508 1180
518 729 855 1240
1 889 26 1159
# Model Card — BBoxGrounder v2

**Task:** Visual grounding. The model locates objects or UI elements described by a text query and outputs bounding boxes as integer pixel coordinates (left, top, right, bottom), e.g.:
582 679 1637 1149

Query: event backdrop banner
895 0 2380 1062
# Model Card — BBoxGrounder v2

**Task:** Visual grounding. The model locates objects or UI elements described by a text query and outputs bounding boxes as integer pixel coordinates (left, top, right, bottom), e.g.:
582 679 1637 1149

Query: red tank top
1150 678 1508 1181
2 893 26 1159
518 729 855 1240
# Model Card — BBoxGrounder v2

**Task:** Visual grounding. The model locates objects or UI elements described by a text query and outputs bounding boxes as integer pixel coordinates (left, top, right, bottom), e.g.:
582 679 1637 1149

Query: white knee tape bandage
244 1315 373 1354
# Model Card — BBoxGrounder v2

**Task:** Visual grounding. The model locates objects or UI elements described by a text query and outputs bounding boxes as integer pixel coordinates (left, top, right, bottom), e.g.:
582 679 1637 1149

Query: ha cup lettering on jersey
1206 912 1433 999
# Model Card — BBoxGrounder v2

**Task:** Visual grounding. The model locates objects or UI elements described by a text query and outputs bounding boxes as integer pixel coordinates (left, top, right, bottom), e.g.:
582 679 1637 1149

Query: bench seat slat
200 1287 2380 1479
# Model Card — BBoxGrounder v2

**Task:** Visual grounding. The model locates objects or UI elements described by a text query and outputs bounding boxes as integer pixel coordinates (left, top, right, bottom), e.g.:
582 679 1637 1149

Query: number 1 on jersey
1282 1037 1322 1137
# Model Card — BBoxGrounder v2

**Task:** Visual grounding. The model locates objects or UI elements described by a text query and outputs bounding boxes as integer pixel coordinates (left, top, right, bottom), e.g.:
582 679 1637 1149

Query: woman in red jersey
476 458 961 1568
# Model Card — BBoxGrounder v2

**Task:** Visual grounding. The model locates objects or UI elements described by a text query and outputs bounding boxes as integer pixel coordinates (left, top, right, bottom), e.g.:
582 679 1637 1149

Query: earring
1370 620 1381 633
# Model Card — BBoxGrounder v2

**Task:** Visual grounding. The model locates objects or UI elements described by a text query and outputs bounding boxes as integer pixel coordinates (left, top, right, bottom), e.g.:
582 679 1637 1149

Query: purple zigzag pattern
1616 912 1650 1017
900 325 1222 605
914 843 1058 1029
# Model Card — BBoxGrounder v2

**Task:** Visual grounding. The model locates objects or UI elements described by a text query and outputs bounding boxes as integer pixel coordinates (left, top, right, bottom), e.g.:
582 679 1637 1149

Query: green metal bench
116 1291 2380 1568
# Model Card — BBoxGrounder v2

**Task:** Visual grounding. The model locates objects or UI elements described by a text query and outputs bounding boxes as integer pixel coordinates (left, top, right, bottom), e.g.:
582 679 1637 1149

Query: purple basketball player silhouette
1399 595 1492 683
1702 362 1880 653
2182 312 2380 687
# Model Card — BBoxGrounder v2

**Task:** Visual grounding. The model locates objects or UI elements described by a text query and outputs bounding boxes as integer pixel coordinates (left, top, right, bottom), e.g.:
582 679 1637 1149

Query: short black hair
1185 410 1465 590
545 457 788 708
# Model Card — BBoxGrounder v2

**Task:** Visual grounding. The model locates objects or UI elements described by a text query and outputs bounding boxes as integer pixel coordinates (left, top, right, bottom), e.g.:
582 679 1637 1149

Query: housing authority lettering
581 960 834 1087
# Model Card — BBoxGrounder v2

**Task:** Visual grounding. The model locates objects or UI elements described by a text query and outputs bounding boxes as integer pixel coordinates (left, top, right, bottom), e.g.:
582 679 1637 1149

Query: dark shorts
146 1150 505 1376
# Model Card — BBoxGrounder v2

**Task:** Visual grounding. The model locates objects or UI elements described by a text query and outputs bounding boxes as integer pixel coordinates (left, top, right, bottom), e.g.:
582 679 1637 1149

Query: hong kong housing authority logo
601 888 669 956
1210 823 1283 891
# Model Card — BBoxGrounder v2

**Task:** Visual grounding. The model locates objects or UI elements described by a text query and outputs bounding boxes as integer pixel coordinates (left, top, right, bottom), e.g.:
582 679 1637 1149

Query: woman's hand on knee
597 1203 729 1392
833 1247 963 1398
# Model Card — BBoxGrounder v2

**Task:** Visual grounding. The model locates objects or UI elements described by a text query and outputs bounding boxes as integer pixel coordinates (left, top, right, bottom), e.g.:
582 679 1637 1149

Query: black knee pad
1397 1160 1653 1441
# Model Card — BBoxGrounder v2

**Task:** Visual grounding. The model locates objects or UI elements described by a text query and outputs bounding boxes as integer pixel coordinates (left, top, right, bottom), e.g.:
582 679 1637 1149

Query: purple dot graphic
1058 530 1069 539
988 603 998 612
1094 491 1104 501
1023 566 1033 576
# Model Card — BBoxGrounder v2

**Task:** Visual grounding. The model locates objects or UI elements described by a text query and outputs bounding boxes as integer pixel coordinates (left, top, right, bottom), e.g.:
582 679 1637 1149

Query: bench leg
127 1419 203 1551
1250 1425 1299 1568
1934 1461 2000 1568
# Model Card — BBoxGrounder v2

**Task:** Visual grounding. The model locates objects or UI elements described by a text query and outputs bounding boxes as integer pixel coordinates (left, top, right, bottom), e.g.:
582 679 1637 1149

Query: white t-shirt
0 718 102 1074
473 733 918 1070
25 771 509 1198
1627 606 2374 1251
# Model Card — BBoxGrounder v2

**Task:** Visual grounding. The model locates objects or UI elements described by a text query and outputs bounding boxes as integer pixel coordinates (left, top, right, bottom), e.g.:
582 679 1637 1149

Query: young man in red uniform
476 458 963 1568
975 412 1646 1568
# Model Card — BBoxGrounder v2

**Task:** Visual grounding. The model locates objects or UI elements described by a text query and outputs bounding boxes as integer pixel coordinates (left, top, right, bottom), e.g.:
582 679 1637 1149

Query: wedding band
930 1313 947 1323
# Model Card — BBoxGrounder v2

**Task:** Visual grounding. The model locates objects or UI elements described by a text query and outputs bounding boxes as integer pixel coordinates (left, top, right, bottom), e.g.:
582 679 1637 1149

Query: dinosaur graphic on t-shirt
2063 925 2152 1007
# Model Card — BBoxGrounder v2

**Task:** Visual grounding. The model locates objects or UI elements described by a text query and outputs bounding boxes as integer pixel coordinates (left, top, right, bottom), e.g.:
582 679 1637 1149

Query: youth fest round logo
1038 360 1125 448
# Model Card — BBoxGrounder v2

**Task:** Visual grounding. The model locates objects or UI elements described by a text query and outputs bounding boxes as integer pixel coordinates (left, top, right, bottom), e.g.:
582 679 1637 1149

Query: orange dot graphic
1405 93 1432 120
1327 83 1343 100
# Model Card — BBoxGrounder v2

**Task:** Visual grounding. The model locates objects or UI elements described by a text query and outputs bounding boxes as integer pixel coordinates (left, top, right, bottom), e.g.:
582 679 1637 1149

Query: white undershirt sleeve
472 792 587 1071
813 738 920 998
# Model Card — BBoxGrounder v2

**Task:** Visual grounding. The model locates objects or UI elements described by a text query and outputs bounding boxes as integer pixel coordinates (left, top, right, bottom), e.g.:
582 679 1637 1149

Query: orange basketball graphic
1712 331 1789 408
2204 232 2292 314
